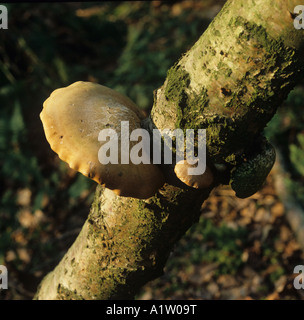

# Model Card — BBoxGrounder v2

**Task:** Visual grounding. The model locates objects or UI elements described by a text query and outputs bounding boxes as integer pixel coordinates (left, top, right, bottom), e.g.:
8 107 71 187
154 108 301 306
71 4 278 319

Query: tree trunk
34 0 304 300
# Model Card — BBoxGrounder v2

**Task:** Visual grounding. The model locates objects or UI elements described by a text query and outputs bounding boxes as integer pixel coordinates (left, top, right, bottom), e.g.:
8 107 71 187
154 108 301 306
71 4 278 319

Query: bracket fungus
174 159 213 189
230 138 276 198
40 81 165 199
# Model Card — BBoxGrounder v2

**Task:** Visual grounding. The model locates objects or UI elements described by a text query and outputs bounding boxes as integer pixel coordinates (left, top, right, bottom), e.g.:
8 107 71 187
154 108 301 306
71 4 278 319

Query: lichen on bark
151 0 304 166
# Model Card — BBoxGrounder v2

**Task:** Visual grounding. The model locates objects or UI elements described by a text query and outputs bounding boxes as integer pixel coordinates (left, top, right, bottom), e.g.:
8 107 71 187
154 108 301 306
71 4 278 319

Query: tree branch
34 0 304 300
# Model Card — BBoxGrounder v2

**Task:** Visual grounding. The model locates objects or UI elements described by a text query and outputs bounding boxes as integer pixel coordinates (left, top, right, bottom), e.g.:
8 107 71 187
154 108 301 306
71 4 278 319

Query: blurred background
0 1 304 300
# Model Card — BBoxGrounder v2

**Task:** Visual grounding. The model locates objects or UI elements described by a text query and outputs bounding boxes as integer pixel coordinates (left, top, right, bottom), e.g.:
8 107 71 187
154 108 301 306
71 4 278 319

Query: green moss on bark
57 284 84 300
172 15 302 165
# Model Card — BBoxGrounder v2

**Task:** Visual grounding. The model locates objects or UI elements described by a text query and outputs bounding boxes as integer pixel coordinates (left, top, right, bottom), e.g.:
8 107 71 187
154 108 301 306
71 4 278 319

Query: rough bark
34 0 304 300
